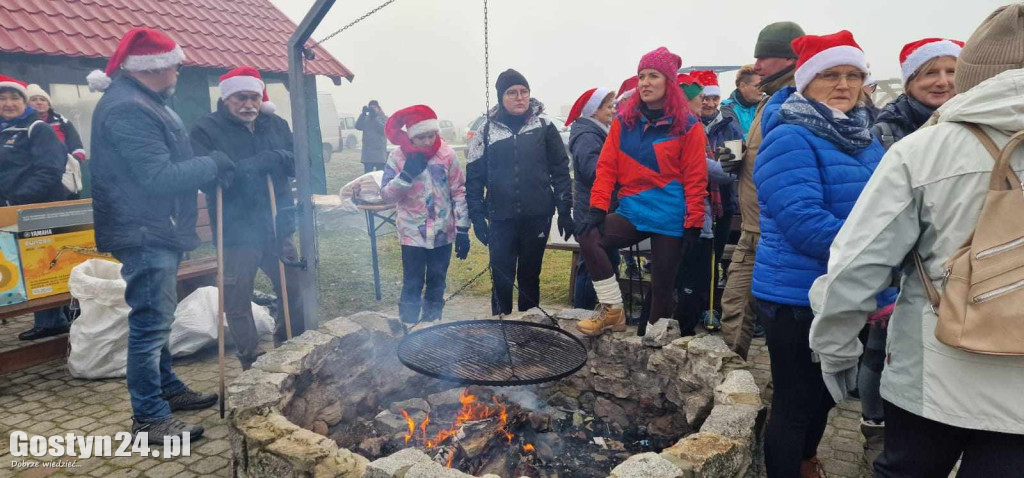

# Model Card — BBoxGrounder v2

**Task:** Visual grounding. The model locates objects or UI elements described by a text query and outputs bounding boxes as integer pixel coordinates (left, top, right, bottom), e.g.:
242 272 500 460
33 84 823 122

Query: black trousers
875 401 1024 478
758 300 836 478
399 244 452 323
488 215 552 315
675 238 713 335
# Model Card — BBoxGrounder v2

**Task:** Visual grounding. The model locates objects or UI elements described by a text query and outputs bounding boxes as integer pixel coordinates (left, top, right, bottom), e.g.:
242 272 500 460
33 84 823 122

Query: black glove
556 210 575 241
400 153 428 181
455 228 471 260
472 217 490 246
682 227 702 254
273 149 294 175
241 150 291 177
717 146 743 174
362 106 370 114
210 151 235 188
574 208 606 239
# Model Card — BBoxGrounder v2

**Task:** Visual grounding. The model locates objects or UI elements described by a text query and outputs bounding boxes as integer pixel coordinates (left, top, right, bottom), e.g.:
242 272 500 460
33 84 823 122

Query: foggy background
270 0 1005 128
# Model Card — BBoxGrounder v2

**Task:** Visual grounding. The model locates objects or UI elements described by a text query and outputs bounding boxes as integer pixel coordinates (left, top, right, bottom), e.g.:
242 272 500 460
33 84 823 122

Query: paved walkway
1 296 871 478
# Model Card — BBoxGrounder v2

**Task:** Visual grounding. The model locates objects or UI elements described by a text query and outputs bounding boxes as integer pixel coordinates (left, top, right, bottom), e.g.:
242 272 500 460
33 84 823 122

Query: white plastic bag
67 261 276 379
170 286 275 357
338 170 389 213
67 259 130 379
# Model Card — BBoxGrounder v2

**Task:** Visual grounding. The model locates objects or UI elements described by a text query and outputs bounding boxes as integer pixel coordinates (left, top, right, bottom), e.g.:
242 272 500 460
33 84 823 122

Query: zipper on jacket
976 236 1024 259
973 278 1024 303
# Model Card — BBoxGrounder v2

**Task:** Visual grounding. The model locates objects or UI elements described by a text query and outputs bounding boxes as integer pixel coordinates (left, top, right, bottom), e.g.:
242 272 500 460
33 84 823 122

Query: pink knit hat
638 47 682 80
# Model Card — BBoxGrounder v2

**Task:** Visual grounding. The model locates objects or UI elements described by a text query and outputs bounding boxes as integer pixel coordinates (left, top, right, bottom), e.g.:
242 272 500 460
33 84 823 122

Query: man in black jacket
88 28 234 443
191 67 304 370
466 69 573 315
356 100 388 173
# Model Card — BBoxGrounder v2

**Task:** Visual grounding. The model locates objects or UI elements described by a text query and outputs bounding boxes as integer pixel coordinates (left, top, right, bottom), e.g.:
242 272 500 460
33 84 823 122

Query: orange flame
400 409 415 447
523 444 535 452
399 389 518 468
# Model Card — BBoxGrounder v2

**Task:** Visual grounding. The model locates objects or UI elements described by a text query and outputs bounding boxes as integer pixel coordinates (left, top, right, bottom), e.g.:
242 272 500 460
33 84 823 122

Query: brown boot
800 456 827 478
577 305 626 336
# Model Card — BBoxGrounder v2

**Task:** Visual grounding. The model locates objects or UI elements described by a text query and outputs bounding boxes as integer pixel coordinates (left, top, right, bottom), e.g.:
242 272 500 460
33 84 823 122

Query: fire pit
227 311 766 478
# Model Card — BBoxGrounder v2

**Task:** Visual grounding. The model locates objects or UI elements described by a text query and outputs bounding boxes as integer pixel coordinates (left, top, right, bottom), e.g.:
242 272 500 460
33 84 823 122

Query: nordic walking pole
267 175 293 341
216 185 226 419
708 240 717 330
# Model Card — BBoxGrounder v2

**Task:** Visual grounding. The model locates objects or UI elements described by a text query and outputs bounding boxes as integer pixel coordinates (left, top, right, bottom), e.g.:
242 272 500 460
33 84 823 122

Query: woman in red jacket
575 47 708 336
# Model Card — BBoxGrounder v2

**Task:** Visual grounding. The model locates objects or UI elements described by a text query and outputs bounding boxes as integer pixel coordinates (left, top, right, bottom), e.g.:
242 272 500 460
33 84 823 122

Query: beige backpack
914 123 1024 355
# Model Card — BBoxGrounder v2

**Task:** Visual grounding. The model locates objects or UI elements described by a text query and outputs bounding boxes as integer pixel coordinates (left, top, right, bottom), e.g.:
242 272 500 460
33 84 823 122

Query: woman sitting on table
0 75 72 341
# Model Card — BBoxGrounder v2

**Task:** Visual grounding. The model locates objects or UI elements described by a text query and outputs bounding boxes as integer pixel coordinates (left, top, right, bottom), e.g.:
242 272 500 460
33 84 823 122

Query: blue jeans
113 247 186 423
33 307 68 328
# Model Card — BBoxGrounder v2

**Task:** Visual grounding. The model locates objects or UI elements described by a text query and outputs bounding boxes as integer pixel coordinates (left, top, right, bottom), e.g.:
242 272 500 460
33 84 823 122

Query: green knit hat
754 22 805 59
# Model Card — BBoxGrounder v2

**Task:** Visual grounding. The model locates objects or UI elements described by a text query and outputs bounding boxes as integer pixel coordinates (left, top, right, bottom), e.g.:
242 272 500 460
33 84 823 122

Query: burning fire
523 444 535 453
399 389 518 467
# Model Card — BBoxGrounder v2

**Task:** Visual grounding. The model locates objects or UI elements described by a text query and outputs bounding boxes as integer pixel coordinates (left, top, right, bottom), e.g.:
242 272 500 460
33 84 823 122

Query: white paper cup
723 139 743 158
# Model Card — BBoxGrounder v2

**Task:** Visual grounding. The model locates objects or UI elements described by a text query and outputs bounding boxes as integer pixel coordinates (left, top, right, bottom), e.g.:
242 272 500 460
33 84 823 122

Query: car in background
338 115 359 151
463 114 570 151
317 92 341 162
439 119 458 144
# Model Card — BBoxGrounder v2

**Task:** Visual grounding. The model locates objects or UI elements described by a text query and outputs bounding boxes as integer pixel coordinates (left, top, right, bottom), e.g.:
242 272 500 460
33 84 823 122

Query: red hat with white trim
87 27 185 92
219 66 276 114
792 30 869 93
615 76 639 102
691 70 721 97
385 105 440 145
899 38 964 85
0 75 28 98
565 87 614 126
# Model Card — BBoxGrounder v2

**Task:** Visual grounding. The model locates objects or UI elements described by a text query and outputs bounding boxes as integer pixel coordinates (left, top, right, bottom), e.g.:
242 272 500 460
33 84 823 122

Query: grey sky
270 0 1005 127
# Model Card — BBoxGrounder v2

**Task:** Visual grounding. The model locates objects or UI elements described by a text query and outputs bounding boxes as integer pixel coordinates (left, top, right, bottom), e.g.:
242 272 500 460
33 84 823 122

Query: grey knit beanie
754 22 805 59
956 3 1024 94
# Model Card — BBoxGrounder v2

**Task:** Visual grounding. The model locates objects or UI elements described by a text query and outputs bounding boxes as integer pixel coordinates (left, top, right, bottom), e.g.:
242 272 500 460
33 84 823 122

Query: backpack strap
877 122 897 151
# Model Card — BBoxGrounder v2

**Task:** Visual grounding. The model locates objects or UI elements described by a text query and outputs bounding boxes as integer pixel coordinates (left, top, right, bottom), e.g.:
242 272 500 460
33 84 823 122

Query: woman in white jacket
809 6 1024 477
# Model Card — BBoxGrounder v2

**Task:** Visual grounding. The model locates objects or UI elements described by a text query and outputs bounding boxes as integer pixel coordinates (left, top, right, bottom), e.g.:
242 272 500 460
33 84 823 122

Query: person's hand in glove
556 210 575 241
455 227 471 259
400 153 428 182
472 217 489 246
821 363 859 404
210 151 235 188
681 227 702 254
574 208 606 239
717 146 744 175
273 149 295 176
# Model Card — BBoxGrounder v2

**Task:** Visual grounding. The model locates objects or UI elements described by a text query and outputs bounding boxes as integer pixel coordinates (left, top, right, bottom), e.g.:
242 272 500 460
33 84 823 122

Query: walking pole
267 175 293 341
708 239 717 331
216 186 226 419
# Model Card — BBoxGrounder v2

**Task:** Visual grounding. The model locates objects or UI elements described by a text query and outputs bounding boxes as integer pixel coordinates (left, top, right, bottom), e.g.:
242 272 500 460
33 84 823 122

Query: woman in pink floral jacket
382 105 470 324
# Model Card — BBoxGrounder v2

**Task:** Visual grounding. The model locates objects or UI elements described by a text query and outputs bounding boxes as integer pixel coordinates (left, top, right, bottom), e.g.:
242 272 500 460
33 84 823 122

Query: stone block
234 411 302 447
364 448 433 478
683 392 714 428
405 461 475 478
317 401 345 426
265 428 340 469
226 369 293 411
643 320 682 348
714 370 762 408
661 432 746 478
686 335 739 389
557 308 596 321
277 330 340 374
390 398 431 415
700 405 762 443
320 317 366 341
347 311 404 339
609 452 688 478
313 448 370 478
594 397 630 428
426 388 464 408
375 410 412 434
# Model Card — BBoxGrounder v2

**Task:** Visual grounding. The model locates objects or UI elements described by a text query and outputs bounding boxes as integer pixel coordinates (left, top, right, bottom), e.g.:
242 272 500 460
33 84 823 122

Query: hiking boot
800 456 827 478
701 310 722 331
18 325 70 341
163 386 218 412
861 419 885 468
577 305 626 337
132 417 204 445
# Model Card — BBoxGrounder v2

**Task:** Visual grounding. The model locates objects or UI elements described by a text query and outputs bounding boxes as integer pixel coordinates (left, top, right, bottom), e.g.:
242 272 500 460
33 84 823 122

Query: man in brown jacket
719 21 804 360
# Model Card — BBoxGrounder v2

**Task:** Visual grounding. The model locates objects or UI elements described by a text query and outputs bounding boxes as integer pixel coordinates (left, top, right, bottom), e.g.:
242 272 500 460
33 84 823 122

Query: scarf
729 89 760 108
778 93 874 154
701 111 723 128
496 105 528 134
0 106 36 131
874 93 935 136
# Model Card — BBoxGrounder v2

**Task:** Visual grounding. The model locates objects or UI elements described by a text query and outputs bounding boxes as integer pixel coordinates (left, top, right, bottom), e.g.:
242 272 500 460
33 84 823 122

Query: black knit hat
496 69 529 98
754 22 805 59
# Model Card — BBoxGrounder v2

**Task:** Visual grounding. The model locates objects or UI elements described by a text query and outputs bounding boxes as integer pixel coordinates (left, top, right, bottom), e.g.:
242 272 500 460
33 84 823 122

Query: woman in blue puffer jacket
752 31 885 478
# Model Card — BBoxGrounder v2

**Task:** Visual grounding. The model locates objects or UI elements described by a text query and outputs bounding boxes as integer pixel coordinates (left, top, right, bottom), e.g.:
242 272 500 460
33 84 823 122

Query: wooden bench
0 195 219 374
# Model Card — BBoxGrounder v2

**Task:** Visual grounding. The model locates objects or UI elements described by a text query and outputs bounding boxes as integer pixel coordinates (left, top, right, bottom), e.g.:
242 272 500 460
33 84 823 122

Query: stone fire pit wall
227 311 765 478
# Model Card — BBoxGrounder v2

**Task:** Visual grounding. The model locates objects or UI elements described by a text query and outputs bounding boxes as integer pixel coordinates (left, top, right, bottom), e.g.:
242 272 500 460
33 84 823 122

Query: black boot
399 300 421 325
18 325 70 341
163 386 218 411
420 300 444 322
132 417 204 444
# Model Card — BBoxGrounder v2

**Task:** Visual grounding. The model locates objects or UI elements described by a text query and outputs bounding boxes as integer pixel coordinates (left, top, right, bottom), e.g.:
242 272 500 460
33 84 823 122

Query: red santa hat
385 105 442 156
691 70 721 97
565 87 614 126
219 66 276 114
87 27 185 92
616 76 639 102
0 75 28 98
899 38 964 85
792 30 869 93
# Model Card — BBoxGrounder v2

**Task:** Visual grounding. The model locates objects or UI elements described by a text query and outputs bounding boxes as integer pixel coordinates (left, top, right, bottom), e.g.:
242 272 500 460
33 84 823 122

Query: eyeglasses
504 88 530 99
815 71 866 86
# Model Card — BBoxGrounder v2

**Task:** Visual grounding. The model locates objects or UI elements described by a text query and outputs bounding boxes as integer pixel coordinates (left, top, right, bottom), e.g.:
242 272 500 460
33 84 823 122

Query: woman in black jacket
0 75 72 340
466 69 574 315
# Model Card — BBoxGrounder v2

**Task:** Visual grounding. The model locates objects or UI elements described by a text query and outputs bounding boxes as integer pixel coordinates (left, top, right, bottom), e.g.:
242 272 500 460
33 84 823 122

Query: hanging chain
484 0 490 117
307 0 399 49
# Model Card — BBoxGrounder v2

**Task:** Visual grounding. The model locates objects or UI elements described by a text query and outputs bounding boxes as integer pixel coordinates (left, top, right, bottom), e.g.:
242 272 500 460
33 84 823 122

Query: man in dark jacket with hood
88 28 234 442
467 69 574 315
356 100 388 172
191 67 304 370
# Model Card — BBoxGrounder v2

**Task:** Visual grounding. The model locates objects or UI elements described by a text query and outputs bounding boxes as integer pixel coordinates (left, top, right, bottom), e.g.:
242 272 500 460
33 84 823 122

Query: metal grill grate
397 320 588 386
